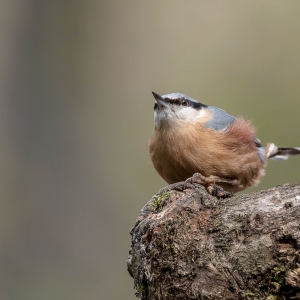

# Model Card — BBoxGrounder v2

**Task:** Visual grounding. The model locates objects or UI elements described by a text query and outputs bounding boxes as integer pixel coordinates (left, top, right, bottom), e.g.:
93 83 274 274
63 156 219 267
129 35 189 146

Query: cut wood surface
127 183 300 300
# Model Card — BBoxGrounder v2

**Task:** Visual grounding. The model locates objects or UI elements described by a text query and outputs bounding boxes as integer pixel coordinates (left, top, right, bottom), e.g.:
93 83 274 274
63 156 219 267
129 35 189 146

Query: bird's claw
206 184 232 199
186 173 233 199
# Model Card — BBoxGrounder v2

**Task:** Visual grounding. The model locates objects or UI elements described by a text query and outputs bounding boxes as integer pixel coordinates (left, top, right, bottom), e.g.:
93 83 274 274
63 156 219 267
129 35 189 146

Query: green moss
151 191 170 212
222 246 232 251
214 219 222 227
136 283 144 294
273 266 286 286
171 245 178 253
271 282 280 293
265 295 278 300
242 291 266 300
164 243 178 254
242 291 255 297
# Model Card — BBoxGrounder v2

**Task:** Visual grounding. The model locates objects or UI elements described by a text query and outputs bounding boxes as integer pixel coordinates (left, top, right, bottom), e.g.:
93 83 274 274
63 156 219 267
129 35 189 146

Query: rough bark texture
127 183 300 300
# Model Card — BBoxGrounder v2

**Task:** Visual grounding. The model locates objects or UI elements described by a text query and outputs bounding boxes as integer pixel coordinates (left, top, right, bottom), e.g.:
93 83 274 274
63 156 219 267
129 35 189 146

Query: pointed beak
152 92 170 109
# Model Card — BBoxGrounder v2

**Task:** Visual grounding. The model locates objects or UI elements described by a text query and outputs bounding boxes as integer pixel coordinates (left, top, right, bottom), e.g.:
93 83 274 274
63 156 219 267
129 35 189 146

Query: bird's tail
266 143 300 160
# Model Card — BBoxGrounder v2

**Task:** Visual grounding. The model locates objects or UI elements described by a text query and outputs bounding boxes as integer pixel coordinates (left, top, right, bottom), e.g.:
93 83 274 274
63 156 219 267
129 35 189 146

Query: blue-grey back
204 106 236 131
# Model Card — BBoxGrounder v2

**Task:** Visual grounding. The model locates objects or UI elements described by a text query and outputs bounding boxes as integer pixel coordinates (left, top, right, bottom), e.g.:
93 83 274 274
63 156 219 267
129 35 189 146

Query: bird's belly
149 138 264 192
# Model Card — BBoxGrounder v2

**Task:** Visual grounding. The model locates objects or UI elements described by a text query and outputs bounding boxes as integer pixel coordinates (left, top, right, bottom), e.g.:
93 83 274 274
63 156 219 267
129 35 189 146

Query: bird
149 92 300 195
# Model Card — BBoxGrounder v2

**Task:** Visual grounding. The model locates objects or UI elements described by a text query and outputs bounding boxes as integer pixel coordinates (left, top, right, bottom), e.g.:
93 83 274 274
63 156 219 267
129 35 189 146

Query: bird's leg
190 173 238 185
185 173 235 198
157 173 235 199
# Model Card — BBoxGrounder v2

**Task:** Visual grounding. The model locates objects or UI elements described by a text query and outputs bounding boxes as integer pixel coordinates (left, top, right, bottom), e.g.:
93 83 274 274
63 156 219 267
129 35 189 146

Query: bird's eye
181 99 188 106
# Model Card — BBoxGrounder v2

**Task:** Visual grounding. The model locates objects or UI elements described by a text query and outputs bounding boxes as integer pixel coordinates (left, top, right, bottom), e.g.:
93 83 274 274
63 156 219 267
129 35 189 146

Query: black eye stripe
165 98 189 106
163 97 207 110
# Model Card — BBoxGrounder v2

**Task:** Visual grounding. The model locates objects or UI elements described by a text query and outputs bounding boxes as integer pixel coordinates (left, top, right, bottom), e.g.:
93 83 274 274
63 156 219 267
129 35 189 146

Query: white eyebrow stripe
176 107 210 123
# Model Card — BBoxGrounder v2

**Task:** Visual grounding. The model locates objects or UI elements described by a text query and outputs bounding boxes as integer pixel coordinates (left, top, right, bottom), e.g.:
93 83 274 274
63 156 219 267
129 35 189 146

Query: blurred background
1 1 300 299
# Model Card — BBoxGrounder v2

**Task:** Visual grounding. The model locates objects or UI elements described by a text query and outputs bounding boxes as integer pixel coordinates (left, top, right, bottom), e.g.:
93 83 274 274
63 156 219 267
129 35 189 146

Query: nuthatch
149 92 300 194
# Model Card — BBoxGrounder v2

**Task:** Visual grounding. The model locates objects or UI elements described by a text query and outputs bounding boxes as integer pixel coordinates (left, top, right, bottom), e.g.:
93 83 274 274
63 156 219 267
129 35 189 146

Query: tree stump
127 183 300 300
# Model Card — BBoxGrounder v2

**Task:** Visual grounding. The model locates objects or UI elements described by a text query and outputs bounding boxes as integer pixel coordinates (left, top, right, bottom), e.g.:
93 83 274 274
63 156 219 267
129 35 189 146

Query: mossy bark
127 183 300 300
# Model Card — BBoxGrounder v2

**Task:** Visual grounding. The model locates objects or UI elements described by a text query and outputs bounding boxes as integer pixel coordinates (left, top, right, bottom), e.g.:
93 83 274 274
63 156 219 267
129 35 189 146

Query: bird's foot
206 184 232 199
185 173 233 199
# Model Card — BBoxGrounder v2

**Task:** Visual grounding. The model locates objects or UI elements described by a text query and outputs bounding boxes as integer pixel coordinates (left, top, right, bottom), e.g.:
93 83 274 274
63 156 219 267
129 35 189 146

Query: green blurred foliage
0 1 300 299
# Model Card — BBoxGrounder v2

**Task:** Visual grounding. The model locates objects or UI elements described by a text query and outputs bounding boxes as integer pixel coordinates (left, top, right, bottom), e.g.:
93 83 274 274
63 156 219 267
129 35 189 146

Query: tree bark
127 183 300 300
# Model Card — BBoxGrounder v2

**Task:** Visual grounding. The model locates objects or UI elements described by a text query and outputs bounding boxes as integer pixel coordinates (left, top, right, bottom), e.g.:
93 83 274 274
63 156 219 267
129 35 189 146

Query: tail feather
266 143 300 160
